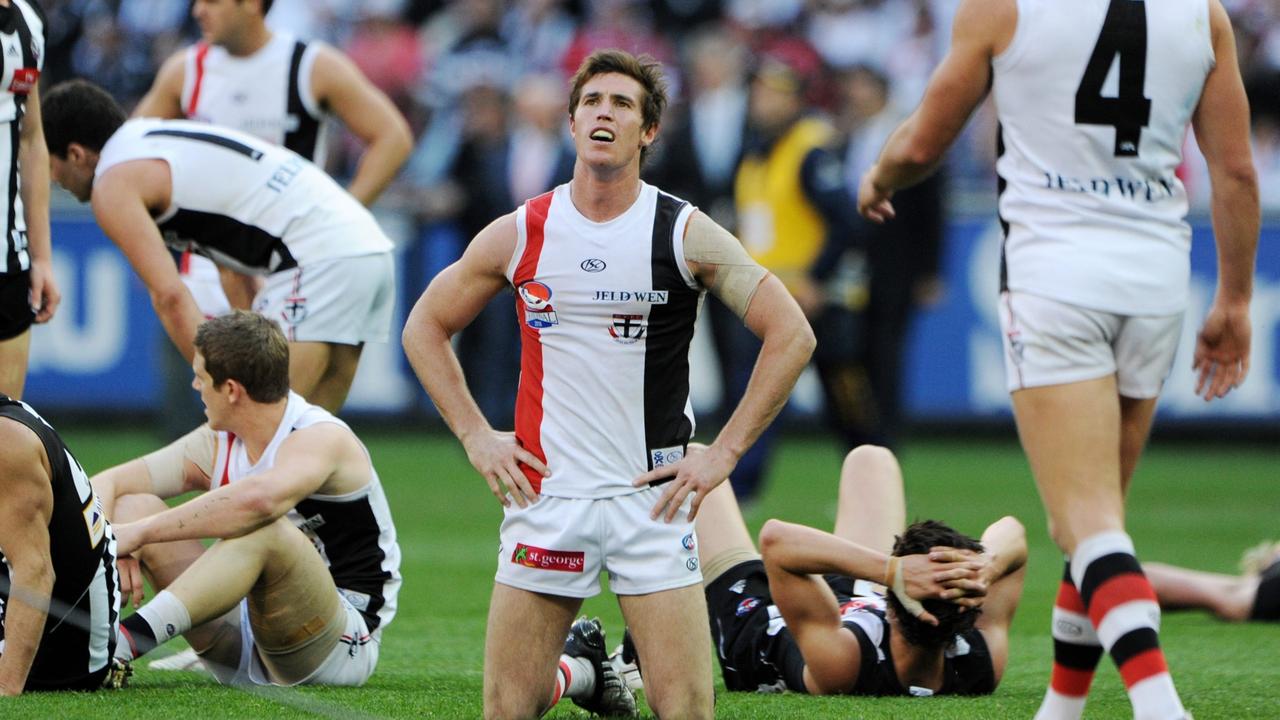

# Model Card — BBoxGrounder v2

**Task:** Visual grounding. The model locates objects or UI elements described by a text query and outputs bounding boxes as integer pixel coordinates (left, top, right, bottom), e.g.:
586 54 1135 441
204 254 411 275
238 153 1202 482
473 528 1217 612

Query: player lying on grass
1144 542 1280 623
0 395 126 695
90 312 402 686
627 444 1026 697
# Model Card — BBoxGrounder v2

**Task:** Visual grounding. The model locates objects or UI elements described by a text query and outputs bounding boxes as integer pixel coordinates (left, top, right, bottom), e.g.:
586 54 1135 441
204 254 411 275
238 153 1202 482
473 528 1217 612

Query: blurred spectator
560 0 679 92
835 64 944 449
503 0 579 76
728 40 865 501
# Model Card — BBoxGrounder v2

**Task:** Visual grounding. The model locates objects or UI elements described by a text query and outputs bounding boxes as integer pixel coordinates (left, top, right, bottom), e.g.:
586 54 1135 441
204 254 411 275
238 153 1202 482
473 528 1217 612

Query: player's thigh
284 341 331 400
833 445 905 553
694 483 760 584
0 328 30 399
1114 313 1180 487
618 584 714 719
244 520 343 654
484 582 580 718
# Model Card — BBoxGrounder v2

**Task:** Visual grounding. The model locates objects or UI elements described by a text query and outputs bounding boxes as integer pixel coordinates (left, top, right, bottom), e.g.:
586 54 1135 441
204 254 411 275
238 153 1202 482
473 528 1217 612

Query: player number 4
1074 0 1151 157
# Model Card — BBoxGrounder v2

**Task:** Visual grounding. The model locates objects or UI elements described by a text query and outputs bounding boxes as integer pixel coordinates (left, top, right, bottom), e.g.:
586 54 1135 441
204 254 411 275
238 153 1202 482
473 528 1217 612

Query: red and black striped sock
1035 560 1104 719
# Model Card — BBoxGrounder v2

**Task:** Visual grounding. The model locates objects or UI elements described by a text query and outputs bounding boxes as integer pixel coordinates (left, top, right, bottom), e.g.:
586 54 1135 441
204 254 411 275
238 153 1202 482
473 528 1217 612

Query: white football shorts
495 487 702 598
207 590 379 687
998 290 1182 398
254 252 395 345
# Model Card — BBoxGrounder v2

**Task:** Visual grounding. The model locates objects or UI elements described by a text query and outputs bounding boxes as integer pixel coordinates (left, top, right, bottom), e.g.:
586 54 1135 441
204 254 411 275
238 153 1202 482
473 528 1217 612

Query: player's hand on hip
27 257 61 324
857 170 896 224
1192 299 1251 401
633 443 735 523
464 429 547 508
117 555 145 608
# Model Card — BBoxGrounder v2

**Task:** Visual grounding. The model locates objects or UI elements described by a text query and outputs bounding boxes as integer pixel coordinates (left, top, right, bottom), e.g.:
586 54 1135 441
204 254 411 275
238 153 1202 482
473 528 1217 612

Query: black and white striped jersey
0 0 43 275
0 395 119 688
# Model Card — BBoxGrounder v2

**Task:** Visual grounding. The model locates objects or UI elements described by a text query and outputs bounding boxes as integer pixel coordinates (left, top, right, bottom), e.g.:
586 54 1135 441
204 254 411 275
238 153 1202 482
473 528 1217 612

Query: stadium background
12 2 1279 717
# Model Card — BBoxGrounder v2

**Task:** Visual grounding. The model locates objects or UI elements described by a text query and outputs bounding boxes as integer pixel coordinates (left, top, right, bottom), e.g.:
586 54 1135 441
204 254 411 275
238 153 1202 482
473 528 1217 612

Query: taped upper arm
683 211 767 318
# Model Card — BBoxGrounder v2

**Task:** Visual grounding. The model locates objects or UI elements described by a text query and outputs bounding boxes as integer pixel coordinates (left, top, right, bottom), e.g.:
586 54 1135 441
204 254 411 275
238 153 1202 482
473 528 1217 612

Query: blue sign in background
25 214 1280 423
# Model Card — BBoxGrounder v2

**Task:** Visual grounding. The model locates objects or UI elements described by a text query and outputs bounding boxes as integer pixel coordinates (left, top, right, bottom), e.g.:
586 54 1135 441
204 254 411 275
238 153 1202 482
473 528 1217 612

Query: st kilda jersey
505 182 702 499
0 0 43 275
0 395 118 688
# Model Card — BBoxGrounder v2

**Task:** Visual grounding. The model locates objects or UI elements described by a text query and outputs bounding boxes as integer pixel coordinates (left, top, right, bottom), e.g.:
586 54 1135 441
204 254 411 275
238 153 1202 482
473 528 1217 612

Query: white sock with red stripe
550 654 594 707
1035 559 1105 720
1072 531 1186 720
115 590 192 661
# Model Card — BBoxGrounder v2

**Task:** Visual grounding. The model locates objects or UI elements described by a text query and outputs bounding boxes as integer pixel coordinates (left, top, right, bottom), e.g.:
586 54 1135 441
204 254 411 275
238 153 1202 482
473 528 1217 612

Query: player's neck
221 25 272 58
235 399 290 464
568 164 643 223
888 625 945 692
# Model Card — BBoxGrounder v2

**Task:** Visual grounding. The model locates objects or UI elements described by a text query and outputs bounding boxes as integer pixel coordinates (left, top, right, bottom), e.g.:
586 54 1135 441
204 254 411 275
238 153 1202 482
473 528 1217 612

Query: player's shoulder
0 412 47 478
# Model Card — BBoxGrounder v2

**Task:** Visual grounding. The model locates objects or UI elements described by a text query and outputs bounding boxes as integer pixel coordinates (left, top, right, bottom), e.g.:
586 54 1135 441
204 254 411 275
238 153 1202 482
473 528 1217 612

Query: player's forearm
0 561 54 696
867 117 944 194
151 286 206 362
18 137 51 264
711 321 814 462
346 128 413 206
760 519 888 582
979 516 1027 585
132 484 277 545
1208 173 1259 304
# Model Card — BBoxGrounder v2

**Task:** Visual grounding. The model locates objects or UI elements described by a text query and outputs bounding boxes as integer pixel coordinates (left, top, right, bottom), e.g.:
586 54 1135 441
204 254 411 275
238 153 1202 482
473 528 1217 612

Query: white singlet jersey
506 182 701 499
992 0 1214 315
95 118 392 275
180 33 329 163
0 0 42 274
209 393 402 634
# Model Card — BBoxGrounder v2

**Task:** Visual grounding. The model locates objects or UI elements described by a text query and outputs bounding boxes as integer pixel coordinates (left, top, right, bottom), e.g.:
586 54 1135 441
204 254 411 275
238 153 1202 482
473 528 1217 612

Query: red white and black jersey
0 395 118 690
505 182 702 498
208 393 401 634
0 0 43 275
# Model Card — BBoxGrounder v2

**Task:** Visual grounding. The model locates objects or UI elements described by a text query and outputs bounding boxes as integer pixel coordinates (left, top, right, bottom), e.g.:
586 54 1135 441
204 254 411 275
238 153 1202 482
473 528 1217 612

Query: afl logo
519 281 559 328
580 258 606 273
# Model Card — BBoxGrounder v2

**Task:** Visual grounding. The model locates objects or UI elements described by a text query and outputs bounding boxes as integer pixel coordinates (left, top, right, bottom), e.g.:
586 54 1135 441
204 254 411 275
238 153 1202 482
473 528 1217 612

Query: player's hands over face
27 257 60 323
897 548 988 616
633 443 736 522
1193 299 1251 401
857 170 896 224
463 429 548 508
117 555 145 608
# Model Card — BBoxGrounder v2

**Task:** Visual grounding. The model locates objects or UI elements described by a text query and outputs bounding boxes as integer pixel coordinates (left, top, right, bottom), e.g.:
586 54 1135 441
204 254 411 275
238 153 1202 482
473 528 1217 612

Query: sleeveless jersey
208 393 401 634
505 182 701 498
95 118 391 276
0 0 42 274
0 395 118 687
180 33 328 164
992 0 1214 315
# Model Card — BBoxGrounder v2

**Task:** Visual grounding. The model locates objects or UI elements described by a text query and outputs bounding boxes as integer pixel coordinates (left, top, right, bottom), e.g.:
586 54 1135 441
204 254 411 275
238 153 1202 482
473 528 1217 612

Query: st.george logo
519 281 559 328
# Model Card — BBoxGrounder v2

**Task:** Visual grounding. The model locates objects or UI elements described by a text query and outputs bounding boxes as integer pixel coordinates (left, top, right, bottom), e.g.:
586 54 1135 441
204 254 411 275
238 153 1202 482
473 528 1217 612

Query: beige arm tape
683 212 768 319
140 423 216 496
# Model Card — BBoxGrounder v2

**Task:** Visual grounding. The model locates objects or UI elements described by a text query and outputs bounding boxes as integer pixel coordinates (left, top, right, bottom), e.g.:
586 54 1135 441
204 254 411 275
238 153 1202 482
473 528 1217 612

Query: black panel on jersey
0 396 117 689
642 192 699 471
293 495 392 631
996 124 1010 293
159 208 297 273
144 128 265 161
283 41 321 160
2 3 36 274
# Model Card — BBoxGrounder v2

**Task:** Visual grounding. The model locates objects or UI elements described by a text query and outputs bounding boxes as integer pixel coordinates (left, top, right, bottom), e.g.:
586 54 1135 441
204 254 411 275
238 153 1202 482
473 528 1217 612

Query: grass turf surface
6 428 1277 718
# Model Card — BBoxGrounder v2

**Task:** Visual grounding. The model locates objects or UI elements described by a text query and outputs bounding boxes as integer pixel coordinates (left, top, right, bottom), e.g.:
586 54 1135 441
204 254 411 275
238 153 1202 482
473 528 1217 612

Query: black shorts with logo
1250 559 1280 621
705 559 808 692
0 271 34 340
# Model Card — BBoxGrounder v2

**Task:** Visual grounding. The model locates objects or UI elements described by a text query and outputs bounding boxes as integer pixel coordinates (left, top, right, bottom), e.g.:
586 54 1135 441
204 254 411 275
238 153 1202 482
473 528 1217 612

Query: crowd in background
37 0 1280 212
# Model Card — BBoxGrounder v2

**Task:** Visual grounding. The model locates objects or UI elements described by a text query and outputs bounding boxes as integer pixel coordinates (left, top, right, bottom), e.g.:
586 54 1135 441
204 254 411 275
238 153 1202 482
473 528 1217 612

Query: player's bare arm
91 425 216 521
960 515 1027 684
132 50 186 119
113 423 360 555
217 265 262 311
857 0 1015 222
19 85 58 324
403 213 549 508
1190 0 1259 401
0 419 56 696
91 160 206 363
310 45 413 206
635 211 814 522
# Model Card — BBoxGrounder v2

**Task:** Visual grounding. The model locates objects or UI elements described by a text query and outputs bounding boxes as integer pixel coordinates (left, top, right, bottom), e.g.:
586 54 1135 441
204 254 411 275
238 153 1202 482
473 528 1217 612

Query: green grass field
7 428 1278 718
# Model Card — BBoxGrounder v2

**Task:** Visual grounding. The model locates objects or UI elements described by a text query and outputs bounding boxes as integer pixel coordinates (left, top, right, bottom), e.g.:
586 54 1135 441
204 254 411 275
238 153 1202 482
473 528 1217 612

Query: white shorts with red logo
999 290 1182 398
254 253 395 345
495 487 701 598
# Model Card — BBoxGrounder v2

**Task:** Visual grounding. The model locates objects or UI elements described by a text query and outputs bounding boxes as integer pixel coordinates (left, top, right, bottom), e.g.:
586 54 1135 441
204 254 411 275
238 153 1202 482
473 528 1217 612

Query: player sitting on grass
90 311 401 687
622 444 1027 697
1145 542 1280 623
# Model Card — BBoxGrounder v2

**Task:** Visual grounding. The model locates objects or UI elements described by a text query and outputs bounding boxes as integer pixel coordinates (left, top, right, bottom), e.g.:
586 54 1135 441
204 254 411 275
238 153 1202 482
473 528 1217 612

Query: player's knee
647 684 714 720
113 493 169 523
483 687 547 720
840 445 897 487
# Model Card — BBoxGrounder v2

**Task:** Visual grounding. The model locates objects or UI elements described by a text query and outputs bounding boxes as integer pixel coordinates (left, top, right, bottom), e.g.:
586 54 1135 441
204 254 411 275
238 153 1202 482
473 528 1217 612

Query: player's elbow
149 283 189 318
237 486 285 526
793 321 817 362
11 553 56 591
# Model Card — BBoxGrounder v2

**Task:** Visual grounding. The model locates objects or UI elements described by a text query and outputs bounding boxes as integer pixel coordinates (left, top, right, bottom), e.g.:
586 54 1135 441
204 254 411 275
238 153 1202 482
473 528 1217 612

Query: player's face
49 152 93 203
569 73 656 172
192 352 230 430
191 0 251 45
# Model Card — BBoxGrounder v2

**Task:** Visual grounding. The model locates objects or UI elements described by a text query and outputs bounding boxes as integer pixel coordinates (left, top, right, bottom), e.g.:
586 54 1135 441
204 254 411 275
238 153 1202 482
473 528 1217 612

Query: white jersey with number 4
992 0 1214 315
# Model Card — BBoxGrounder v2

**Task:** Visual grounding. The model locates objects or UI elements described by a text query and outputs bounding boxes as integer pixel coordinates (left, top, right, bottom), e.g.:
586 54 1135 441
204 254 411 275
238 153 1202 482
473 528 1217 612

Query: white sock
554 654 595 703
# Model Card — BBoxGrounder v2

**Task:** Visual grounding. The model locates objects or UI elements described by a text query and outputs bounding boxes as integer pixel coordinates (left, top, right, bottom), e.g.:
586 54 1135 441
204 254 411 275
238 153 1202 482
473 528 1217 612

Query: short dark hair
42 79 127 158
568 49 668 161
194 311 290 403
887 520 984 649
